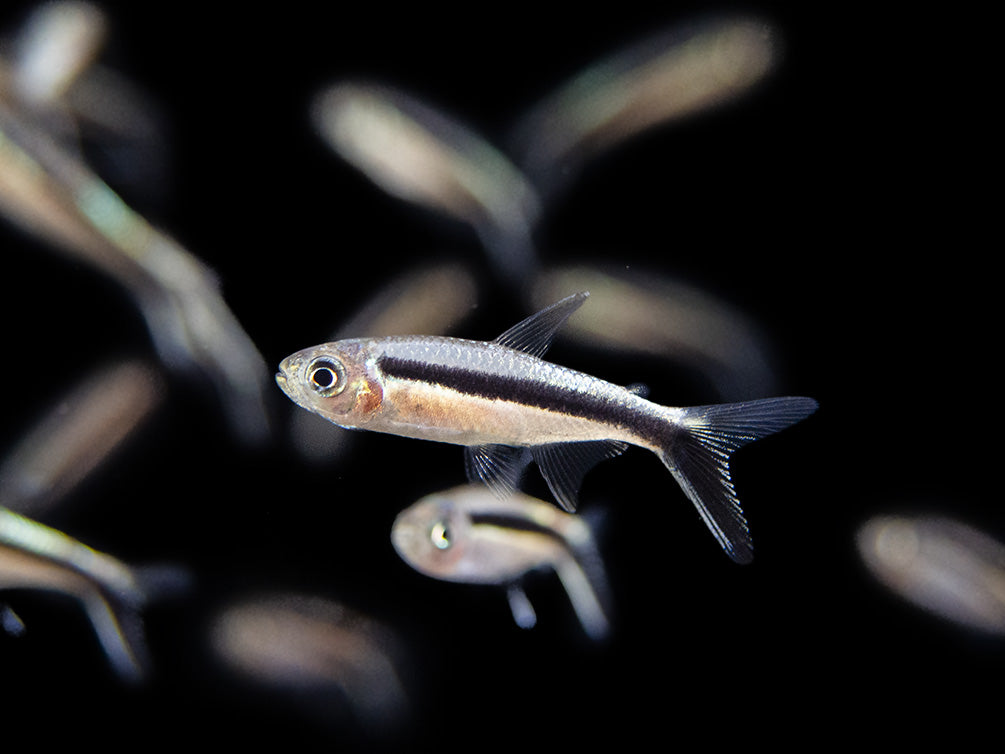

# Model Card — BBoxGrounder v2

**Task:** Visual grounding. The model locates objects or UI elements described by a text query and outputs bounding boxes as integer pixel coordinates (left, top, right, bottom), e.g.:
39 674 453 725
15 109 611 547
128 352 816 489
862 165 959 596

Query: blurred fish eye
430 520 451 550
306 357 347 397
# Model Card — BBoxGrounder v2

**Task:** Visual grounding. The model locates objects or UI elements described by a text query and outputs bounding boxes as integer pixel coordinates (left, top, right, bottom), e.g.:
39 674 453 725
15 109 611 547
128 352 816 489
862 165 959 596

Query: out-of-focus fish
0 359 163 518
530 264 778 400
2 2 169 203
311 81 540 284
277 292 817 562
392 484 612 640
289 263 478 463
0 506 184 682
509 16 779 198
9 1 107 105
210 593 409 729
0 69 271 444
857 515 1005 635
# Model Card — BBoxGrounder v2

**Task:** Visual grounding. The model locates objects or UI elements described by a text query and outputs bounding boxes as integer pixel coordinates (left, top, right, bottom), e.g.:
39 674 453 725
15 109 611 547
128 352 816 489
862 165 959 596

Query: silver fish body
277 292 817 562
392 484 611 639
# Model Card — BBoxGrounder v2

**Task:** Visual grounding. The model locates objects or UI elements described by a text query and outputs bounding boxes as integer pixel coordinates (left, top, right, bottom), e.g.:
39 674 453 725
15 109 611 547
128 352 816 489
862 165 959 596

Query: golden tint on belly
378 378 630 447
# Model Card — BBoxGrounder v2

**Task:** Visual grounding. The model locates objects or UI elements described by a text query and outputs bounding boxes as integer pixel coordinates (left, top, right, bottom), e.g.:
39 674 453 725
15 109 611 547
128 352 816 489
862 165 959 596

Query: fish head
275 340 383 428
391 494 476 582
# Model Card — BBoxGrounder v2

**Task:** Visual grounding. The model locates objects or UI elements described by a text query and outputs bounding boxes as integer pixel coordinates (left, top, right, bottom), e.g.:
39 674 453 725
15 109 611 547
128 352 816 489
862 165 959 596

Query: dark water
2 1 998 747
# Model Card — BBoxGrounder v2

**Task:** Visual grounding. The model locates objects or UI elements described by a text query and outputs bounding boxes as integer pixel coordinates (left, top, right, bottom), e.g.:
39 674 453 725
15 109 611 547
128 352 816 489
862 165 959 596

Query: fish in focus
277 292 817 562
392 484 612 639
857 515 1005 635
0 505 186 682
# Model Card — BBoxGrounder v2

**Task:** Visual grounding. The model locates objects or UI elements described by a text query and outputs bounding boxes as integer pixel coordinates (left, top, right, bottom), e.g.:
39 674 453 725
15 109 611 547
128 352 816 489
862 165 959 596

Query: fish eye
306 357 347 397
430 520 451 550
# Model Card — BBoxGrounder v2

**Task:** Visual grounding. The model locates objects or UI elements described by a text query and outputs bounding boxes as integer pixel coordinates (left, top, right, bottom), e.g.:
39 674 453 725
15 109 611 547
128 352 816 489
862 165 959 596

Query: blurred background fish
0 358 164 519
7 0 107 107
392 484 612 640
311 81 541 285
857 515 1005 636
1 1 985 749
210 592 411 733
530 263 779 401
508 15 779 201
0 505 186 682
0 10 271 445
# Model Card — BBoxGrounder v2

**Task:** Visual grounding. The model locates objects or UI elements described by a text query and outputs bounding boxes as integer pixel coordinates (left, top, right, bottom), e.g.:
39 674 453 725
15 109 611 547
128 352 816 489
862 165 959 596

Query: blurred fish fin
531 440 629 512
659 397 818 563
464 444 531 497
82 562 189 683
82 591 150 684
1 604 27 637
493 291 589 358
553 556 611 641
505 584 537 629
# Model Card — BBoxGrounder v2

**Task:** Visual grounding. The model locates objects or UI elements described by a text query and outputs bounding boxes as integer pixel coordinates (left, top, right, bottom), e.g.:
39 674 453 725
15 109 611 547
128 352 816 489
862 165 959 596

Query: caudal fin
660 396 818 563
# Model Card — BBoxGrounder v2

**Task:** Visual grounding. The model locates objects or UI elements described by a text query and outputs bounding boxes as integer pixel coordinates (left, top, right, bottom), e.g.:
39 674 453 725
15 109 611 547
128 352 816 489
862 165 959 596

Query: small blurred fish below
392 484 612 640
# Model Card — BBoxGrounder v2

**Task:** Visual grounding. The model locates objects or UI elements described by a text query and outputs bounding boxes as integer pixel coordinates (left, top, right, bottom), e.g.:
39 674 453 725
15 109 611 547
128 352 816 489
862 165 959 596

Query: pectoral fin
464 444 532 497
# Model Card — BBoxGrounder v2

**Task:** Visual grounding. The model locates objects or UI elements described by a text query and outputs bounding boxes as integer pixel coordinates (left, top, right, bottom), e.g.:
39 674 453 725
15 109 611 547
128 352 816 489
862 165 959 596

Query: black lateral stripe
469 512 565 541
378 355 667 443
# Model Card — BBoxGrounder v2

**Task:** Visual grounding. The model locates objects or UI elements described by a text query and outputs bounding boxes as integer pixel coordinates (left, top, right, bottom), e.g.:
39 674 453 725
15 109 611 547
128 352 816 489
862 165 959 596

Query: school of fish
8 2 981 747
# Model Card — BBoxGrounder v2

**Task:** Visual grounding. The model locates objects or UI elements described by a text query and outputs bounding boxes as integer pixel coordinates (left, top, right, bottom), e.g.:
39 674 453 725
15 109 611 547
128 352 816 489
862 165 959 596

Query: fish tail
553 552 612 642
87 563 191 683
81 590 151 683
658 396 818 563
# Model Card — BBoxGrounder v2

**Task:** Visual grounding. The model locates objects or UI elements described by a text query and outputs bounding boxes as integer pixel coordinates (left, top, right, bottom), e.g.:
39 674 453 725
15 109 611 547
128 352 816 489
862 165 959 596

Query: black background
2 1 1000 748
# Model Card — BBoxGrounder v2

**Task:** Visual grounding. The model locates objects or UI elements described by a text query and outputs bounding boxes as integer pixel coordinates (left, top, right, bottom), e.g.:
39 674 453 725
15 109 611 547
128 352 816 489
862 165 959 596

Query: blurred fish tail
82 590 150 683
90 562 191 683
554 546 612 641
659 396 818 563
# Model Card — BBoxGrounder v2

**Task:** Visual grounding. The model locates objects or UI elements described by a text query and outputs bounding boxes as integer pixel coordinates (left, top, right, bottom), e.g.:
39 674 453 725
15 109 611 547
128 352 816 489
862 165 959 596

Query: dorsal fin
493 291 589 358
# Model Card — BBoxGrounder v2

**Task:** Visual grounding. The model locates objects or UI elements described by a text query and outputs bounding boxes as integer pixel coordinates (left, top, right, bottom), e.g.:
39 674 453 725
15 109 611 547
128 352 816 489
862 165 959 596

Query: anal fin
531 440 629 512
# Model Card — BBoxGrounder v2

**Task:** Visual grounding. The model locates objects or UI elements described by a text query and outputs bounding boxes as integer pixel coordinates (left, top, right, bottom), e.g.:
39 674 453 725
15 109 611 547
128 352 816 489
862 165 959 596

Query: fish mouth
274 370 292 398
